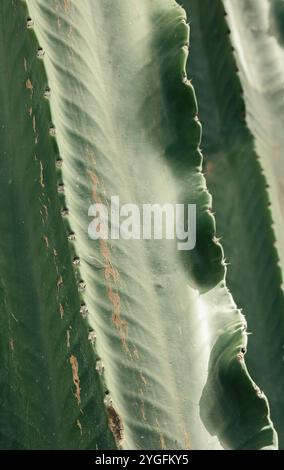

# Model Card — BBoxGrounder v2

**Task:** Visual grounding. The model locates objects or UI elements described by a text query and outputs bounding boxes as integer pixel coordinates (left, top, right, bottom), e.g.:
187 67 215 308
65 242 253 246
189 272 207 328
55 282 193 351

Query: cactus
0 0 279 450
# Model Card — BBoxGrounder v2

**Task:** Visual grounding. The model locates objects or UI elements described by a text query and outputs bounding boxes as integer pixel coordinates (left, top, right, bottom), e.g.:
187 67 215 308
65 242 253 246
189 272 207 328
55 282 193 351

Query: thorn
56 159 63 168
80 304 88 318
61 208 69 217
57 183 65 193
103 391 112 406
27 17 34 29
44 87 51 99
37 47 45 59
78 281 86 292
49 126 57 137
68 232 76 241
88 331 97 344
72 257 80 266
96 359 104 375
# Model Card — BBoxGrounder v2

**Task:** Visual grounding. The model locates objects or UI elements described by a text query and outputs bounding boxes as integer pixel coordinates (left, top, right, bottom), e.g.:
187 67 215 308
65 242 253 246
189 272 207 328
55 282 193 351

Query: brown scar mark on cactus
39 161 45 188
26 78 33 96
104 263 119 282
63 0 70 13
108 287 128 352
43 235 49 248
160 435 166 450
100 238 110 260
183 430 191 450
59 303 64 319
28 107 33 117
76 419 83 436
105 400 124 447
70 355 81 406
88 171 101 204
156 419 166 450
88 170 129 352
140 371 147 386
